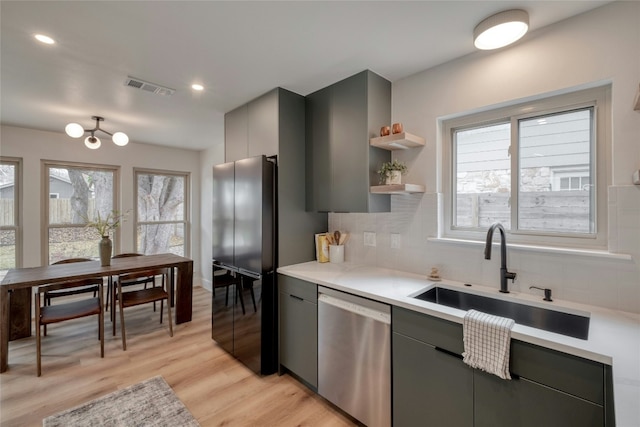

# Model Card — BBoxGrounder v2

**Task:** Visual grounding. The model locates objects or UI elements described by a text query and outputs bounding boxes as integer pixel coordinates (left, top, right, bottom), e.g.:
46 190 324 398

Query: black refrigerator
211 155 277 375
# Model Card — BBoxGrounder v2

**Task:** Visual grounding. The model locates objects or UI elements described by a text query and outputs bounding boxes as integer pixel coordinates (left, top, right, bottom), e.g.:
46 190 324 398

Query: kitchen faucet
484 223 517 293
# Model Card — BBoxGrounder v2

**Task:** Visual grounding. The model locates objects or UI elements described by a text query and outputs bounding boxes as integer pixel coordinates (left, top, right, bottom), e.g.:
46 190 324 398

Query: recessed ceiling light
474 10 529 50
191 84 204 91
34 34 55 45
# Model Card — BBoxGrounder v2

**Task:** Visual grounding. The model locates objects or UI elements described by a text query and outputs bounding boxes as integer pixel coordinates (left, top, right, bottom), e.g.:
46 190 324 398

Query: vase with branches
85 210 129 237
85 210 130 266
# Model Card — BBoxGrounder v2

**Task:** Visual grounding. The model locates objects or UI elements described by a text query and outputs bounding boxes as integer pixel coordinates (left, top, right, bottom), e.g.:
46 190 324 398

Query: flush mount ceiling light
191 83 204 91
34 34 55 45
474 9 529 50
65 116 129 150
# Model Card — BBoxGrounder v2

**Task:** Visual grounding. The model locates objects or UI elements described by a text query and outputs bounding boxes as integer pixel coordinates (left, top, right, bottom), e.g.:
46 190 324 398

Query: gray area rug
43 376 200 427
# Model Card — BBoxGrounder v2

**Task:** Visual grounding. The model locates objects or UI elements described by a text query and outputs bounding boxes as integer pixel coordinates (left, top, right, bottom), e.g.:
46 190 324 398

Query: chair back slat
51 257 92 265
37 277 103 294
118 268 168 284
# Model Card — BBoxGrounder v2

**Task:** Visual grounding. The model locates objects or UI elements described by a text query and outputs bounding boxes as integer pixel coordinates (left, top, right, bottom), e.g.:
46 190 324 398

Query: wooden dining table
0 253 193 373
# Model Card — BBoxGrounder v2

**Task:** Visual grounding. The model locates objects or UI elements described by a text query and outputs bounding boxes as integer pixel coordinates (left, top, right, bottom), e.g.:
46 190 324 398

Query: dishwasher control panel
319 293 391 323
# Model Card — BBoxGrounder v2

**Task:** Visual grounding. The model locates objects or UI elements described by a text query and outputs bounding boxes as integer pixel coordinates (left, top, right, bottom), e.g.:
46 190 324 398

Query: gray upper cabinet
223 88 327 267
225 89 279 162
248 90 278 158
306 70 391 213
224 104 249 163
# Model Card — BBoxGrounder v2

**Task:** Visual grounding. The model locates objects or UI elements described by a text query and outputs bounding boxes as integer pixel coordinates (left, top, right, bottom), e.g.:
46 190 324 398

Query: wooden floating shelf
370 184 426 194
370 132 425 150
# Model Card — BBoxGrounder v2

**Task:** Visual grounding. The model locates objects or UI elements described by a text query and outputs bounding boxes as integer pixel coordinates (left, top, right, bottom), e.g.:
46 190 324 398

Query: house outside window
43 161 119 264
134 169 189 257
0 157 22 275
552 167 591 191
442 86 610 249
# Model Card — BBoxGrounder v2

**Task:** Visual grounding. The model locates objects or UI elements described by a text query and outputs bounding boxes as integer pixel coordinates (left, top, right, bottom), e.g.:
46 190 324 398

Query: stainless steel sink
414 286 590 340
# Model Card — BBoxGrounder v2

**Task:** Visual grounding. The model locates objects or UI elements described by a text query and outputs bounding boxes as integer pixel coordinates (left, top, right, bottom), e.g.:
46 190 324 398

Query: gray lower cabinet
278 274 317 388
393 332 473 427
392 306 613 427
474 370 603 427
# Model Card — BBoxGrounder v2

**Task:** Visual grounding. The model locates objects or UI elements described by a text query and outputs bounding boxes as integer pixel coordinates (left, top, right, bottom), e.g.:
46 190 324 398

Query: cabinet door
474 370 604 427
330 72 368 212
393 332 473 427
305 87 331 212
248 89 279 158
279 291 318 388
225 104 248 162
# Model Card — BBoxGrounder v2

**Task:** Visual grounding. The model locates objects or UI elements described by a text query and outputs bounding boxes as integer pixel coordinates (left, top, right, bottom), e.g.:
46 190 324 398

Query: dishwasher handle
319 293 391 324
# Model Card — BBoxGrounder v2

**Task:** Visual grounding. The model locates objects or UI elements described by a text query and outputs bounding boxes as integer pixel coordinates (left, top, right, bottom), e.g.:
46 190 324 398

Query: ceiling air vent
124 76 175 96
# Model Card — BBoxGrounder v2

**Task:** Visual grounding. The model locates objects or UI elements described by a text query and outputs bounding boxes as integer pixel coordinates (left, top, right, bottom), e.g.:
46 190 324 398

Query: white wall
331 1 640 313
199 143 225 292
0 125 205 284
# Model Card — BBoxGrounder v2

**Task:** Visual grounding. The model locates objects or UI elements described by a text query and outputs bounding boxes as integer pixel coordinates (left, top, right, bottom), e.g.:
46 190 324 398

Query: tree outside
46 167 187 263
136 173 186 256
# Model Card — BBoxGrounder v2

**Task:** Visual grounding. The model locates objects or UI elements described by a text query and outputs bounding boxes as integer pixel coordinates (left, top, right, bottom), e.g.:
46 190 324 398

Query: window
0 157 21 275
552 167 590 191
43 161 119 264
443 86 610 248
135 169 189 257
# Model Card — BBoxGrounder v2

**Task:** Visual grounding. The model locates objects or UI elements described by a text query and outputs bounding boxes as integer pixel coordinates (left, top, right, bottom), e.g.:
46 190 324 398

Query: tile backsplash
329 186 640 314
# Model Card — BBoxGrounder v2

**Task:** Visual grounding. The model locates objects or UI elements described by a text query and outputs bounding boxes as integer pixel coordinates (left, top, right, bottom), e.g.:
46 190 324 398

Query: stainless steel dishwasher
318 286 391 427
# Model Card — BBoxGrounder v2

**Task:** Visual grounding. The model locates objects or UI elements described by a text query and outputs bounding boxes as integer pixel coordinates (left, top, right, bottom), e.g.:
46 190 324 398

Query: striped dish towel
462 309 515 380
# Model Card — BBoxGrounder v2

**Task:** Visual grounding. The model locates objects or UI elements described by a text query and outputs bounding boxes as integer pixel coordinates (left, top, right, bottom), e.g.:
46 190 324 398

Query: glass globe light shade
112 132 129 146
65 123 85 138
84 135 101 149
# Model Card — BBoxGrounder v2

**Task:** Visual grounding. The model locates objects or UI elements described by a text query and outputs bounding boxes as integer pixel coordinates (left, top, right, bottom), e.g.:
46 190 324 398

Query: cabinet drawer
392 306 463 355
278 274 317 303
393 306 605 405
279 291 318 387
511 340 604 405
475 370 603 427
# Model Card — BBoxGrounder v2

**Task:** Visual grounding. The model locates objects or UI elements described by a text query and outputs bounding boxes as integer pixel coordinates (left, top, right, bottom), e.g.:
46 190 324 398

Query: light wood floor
0 286 357 427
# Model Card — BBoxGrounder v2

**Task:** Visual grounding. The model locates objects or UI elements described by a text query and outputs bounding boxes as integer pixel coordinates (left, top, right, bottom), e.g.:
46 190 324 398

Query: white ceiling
0 1 610 151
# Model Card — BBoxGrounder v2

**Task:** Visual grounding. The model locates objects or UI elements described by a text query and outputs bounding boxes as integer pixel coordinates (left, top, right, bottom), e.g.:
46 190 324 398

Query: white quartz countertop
278 261 640 427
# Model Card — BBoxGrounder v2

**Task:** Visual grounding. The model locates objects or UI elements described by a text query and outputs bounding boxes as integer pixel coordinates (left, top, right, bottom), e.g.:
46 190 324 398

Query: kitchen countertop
278 261 640 427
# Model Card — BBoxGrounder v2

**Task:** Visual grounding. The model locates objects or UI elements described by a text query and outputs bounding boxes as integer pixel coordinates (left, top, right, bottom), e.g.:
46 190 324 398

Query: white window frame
42 160 120 264
441 86 610 250
0 157 22 270
134 168 190 257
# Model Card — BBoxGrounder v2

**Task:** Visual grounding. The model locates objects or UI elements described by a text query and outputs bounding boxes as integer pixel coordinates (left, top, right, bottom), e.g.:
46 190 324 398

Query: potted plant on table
378 159 408 185
85 210 129 266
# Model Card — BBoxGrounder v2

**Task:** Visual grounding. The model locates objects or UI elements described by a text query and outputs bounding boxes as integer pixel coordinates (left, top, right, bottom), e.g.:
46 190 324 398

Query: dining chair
45 258 97 304
113 267 173 350
44 257 97 335
35 277 104 376
106 253 148 315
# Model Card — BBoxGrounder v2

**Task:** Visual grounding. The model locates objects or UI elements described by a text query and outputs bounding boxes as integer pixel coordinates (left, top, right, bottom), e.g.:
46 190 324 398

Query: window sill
428 237 633 261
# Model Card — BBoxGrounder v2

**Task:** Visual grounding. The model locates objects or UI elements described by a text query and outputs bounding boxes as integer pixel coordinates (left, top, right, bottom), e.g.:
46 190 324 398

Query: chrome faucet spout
484 223 517 293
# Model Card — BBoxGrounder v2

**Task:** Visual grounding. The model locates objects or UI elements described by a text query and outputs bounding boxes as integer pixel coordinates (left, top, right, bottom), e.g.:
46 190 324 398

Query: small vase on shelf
385 170 402 185
99 236 112 266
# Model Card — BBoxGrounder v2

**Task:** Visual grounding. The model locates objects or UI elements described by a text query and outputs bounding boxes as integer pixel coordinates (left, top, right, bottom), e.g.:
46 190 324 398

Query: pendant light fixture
474 9 529 50
65 116 129 149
